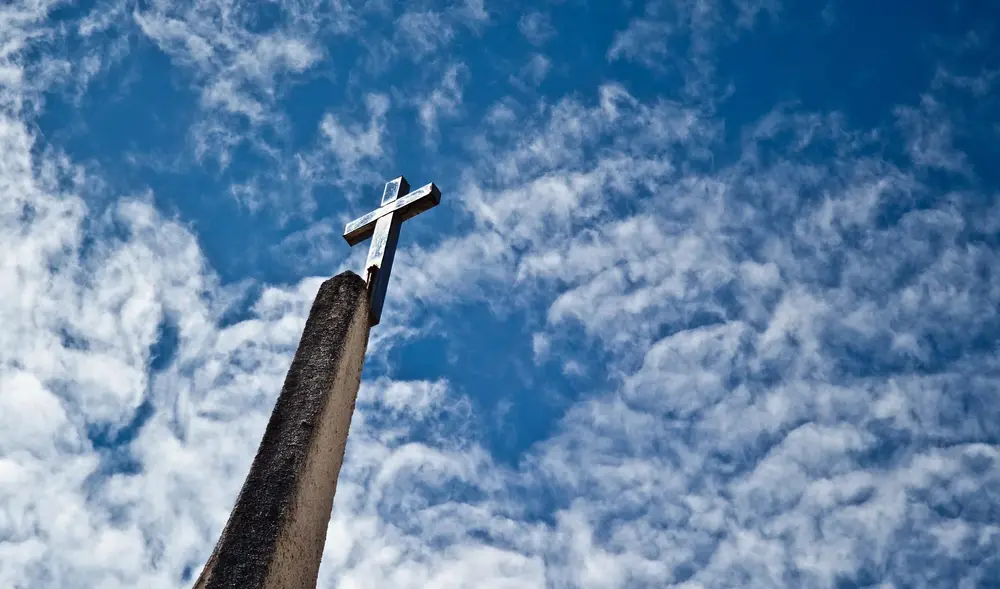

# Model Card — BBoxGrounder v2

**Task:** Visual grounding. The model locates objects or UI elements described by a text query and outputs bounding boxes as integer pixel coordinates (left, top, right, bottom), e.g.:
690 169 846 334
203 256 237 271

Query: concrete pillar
194 271 370 589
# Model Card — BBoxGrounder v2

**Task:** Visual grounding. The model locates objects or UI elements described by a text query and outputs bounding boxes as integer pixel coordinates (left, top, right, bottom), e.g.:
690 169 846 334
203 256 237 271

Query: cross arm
342 183 442 246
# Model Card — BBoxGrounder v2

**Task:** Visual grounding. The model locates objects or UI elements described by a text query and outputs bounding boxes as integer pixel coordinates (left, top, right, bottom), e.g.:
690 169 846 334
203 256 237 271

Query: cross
343 176 441 326
196 177 441 588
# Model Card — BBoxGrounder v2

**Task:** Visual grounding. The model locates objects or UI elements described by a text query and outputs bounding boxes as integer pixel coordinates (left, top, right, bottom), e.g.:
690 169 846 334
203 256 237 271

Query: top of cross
343 176 441 326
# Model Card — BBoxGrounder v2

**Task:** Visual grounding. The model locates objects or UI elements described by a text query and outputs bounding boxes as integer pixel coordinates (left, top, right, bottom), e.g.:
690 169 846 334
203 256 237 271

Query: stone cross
342 176 441 326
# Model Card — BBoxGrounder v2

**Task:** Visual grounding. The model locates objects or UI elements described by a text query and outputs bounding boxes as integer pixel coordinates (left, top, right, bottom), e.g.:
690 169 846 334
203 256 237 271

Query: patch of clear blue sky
33 1 1000 466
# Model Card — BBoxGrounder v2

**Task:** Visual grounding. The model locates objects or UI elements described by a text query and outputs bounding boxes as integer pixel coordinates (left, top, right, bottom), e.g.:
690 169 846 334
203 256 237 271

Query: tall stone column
194 271 370 589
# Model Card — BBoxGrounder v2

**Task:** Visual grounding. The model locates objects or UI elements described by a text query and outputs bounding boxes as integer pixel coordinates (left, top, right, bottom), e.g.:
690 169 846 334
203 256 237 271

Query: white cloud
387 84 711 322
607 18 673 68
511 54 551 89
0 0 129 113
932 65 998 96
518 12 555 46
895 95 969 174
317 93 392 178
396 10 456 58
416 63 466 143
132 0 336 167
457 0 489 25
606 0 777 98
0 114 225 589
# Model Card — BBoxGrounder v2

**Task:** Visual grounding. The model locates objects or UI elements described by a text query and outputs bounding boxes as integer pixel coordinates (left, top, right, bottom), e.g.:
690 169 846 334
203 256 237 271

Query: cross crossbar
342 176 442 326
343 182 441 246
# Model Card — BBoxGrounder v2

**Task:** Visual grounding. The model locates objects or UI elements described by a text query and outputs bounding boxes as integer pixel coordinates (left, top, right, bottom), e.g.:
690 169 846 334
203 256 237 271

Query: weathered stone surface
194 271 370 589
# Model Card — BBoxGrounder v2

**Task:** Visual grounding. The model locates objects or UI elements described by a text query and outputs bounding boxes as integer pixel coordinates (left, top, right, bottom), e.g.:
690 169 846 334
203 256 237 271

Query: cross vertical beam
344 175 441 326
364 177 406 326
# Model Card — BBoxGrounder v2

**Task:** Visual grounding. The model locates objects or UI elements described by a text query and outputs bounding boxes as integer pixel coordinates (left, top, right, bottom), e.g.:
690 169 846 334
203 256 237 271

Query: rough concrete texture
194 271 370 589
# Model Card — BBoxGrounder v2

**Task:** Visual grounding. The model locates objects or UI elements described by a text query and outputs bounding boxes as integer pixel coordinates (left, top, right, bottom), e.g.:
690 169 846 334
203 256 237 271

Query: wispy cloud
608 0 777 98
133 0 342 168
510 54 551 89
518 11 555 46
395 10 456 59
607 17 673 70
895 95 969 174
312 93 392 181
415 63 466 145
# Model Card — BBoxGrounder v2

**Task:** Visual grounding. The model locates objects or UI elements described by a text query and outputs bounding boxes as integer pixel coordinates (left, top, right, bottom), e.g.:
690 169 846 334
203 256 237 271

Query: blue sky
2 0 1000 587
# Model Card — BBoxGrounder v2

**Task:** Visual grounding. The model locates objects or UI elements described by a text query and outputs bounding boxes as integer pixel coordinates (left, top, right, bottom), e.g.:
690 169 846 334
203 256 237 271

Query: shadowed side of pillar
194 271 370 589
